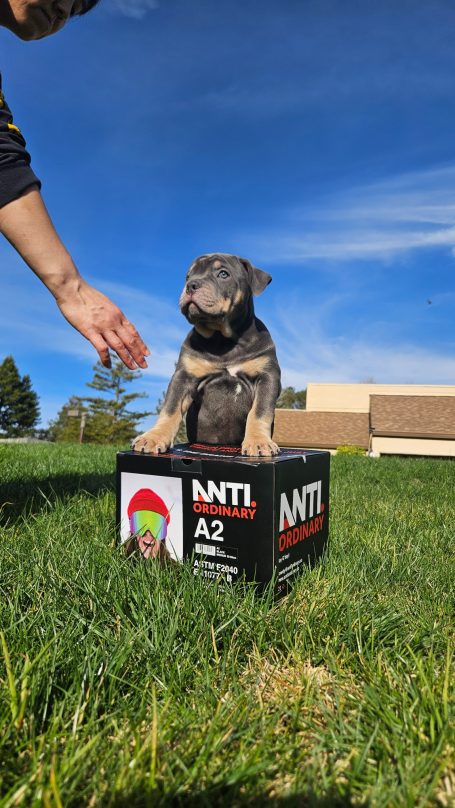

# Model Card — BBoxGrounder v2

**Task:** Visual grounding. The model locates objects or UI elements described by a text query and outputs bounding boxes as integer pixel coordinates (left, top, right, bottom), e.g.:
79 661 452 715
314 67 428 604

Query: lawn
0 444 454 807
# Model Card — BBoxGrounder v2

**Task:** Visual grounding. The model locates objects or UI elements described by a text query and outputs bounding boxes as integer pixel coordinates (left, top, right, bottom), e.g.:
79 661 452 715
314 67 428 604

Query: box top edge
118 444 329 464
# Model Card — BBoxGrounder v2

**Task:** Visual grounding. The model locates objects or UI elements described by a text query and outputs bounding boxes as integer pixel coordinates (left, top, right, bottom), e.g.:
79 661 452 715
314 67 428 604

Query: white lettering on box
279 480 322 532
192 479 251 507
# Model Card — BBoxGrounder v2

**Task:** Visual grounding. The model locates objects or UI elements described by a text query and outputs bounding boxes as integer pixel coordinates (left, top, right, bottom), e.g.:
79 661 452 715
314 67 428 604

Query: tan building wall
276 384 455 457
372 436 455 457
274 409 369 450
306 383 455 413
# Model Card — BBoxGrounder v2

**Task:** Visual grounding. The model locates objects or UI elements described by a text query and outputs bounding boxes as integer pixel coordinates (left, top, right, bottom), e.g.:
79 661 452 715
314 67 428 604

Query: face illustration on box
127 488 171 561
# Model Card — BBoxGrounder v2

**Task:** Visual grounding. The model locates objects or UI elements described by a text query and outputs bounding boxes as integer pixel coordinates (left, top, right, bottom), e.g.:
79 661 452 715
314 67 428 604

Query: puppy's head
179 254 271 336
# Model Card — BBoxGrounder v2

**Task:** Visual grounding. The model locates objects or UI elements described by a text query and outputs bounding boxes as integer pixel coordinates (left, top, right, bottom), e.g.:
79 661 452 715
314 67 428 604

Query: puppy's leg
132 370 194 454
242 373 281 457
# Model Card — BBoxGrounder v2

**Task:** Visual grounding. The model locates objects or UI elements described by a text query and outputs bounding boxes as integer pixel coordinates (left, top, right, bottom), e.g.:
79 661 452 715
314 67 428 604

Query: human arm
0 74 149 369
0 187 150 369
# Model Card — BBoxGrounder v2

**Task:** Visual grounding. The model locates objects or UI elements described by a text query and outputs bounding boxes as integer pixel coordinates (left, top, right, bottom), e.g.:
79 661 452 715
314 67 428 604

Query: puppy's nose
186 280 202 294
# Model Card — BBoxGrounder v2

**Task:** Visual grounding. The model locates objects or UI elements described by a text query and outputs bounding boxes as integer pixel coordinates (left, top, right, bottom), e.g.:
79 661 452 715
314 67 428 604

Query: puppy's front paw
241 437 280 457
132 430 172 455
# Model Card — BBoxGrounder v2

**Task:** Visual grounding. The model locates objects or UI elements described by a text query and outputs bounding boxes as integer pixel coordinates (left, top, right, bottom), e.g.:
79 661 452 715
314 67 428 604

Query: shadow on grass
109 786 364 807
0 471 115 524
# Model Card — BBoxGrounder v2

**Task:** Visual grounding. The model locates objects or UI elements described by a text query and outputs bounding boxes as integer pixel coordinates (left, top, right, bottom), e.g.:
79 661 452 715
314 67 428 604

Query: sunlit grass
0 445 454 806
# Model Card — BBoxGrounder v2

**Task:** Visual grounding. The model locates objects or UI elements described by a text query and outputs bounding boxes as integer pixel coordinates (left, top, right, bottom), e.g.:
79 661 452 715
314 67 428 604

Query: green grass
0 444 454 807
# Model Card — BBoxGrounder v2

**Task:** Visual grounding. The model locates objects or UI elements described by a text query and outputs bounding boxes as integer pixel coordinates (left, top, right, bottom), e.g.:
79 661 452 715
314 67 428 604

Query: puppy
132 254 281 456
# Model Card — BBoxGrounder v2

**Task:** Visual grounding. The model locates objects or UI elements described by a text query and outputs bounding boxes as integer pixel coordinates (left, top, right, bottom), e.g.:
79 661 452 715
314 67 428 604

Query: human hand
57 279 150 370
0 189 151 369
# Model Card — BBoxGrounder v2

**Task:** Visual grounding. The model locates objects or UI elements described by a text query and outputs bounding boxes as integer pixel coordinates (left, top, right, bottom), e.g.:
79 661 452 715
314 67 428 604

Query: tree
0 356 40 437
50 361 153 444
83 361 153 443
276 386 307 409
47 396 88 443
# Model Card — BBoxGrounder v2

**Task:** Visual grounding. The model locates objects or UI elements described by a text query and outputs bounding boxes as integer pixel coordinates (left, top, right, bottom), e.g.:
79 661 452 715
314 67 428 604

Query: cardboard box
117 444 330 597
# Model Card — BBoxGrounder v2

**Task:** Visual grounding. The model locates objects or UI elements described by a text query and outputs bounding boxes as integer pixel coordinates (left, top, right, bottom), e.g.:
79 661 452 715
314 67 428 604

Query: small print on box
120 473 183 562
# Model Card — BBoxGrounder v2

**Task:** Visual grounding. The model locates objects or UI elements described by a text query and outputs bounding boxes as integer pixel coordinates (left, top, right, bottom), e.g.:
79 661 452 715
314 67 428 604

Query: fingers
102 329 139 371
105 326 150 370
117 319 150 368
88 331 112 368
87 326 150 371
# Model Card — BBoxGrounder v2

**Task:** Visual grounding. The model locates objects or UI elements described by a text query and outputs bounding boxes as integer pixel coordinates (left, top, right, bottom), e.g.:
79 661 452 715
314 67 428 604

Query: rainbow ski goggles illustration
129 510 168 541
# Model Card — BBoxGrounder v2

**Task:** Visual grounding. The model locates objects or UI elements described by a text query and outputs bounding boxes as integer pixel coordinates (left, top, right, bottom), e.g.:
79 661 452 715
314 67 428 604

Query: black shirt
0 72 41 208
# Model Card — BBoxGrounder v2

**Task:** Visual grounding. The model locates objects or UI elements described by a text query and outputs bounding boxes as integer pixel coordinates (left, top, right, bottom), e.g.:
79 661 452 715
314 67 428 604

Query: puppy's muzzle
186 280 202 294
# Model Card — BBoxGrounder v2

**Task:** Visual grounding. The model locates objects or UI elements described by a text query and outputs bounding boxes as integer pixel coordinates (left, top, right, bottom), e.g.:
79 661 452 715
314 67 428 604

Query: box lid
122 443 328 466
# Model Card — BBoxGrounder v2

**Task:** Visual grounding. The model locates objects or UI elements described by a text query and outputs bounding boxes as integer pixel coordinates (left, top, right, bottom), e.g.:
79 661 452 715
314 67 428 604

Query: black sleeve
0 72 41 209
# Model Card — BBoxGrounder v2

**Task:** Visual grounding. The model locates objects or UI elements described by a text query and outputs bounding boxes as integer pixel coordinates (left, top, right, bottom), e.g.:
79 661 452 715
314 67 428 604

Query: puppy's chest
183 354 268 382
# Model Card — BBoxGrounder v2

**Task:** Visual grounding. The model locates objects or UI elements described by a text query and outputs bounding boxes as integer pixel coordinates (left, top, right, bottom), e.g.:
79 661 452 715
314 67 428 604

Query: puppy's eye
217 270 230 279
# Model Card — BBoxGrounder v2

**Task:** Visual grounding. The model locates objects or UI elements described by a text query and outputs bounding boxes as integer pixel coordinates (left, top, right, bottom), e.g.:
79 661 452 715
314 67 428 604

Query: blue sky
1 0 454 428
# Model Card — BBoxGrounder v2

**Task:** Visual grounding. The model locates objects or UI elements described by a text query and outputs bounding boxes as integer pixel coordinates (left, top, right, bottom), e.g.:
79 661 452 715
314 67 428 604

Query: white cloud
108 0 159 19
272 293 455 388
0 260 185 375
240 164 455 263
280 339 455 389
2 244 453 429
0 251 188 425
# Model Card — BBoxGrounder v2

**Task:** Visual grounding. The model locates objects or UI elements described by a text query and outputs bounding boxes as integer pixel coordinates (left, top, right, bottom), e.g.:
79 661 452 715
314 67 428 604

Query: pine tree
0 356 40 437
276 386 307 410
49 363 152 444
81 360 153 444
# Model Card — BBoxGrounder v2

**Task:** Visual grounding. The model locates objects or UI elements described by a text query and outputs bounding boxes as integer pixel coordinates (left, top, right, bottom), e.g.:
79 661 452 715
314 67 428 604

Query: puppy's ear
237 257 272 296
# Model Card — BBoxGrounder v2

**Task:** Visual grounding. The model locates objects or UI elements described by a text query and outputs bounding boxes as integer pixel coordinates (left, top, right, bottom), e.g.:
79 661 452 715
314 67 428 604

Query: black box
117 444 330 597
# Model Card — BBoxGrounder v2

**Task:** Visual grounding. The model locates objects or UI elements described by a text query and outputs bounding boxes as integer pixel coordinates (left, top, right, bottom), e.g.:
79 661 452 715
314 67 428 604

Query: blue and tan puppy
132 253 281 456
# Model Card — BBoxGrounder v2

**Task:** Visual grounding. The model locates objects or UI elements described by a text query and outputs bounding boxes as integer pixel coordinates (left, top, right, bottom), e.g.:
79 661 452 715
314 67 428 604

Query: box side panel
184 461 274 586
274 452 330 598
116 451 275 585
